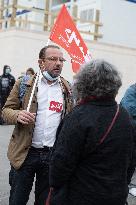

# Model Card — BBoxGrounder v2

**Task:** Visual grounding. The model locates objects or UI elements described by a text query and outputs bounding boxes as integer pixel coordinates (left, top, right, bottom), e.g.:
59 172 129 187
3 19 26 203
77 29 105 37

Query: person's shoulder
9 74 15 80
128 84 136 90
60 76 71 84
123 84 136 96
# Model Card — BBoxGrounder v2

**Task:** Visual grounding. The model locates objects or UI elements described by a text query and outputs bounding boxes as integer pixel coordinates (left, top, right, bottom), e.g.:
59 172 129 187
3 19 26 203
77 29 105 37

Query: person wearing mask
2 45 73 205
48 59 136 205
26 67 35 76
0 65 15 124
18 68 35 80
18 67 35 102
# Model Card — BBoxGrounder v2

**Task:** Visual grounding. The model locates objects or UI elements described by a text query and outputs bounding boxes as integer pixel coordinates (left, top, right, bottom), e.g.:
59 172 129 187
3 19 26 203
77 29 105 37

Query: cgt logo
49 101 63 113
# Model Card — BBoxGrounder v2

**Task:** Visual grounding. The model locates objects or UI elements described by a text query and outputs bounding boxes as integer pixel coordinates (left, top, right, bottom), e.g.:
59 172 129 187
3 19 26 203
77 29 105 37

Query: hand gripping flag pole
26 39 50 112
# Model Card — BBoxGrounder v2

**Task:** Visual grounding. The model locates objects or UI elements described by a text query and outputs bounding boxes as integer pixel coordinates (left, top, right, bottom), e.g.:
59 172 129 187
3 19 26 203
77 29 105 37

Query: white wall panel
0 29 136 102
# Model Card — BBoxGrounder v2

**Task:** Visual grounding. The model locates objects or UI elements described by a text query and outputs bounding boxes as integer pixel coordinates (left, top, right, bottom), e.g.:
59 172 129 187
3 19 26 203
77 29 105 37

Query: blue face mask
5 68 11 74
42 71 59 81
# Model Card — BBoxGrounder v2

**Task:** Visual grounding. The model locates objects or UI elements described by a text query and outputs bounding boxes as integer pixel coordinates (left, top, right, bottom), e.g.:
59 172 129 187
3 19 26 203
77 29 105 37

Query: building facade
0 0 136 102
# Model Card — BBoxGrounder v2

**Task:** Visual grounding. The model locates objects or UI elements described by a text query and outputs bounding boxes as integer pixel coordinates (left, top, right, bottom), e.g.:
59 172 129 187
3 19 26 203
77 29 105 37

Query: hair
39 45 60 59
26 67 35 75
4 65 10 69
72 59 122 101
3 65 11 73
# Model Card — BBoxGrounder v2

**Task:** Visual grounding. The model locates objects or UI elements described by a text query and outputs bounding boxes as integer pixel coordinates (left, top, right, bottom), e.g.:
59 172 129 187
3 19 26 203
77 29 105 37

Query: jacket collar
78 96 117 107
26 74 70 91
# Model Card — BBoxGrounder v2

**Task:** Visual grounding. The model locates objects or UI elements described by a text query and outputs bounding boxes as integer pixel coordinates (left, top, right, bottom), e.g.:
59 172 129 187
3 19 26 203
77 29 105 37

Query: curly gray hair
72 59 122 102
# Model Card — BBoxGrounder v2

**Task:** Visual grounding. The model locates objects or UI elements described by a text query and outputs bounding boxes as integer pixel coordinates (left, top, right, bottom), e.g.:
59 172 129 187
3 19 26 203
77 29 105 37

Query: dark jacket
0 66 15 108
49 99 135 205
121 84 136 124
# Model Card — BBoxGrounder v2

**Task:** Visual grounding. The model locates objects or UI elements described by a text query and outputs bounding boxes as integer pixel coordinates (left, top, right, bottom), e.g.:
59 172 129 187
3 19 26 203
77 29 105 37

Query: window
80 9 94 22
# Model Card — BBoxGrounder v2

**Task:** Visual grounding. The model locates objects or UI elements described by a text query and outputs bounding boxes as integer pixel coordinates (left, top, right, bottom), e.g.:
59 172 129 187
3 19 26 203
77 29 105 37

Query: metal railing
0 0 103 40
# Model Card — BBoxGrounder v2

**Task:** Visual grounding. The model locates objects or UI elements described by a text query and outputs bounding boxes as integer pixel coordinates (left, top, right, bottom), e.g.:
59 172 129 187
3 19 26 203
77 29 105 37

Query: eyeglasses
44 56 66 63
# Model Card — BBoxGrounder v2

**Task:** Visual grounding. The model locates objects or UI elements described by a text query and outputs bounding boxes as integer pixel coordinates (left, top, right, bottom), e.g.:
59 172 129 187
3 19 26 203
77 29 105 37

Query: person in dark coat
120 84 136 195
0 65 15 107
48 59 136 205
0 65 15 124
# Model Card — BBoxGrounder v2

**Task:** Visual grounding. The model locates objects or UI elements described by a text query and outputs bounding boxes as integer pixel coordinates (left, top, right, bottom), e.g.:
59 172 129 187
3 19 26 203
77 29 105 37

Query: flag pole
26 39 51 112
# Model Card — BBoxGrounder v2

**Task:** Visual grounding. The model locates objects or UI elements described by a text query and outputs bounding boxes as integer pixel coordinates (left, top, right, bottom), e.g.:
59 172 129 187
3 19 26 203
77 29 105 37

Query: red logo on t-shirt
49 101 63 113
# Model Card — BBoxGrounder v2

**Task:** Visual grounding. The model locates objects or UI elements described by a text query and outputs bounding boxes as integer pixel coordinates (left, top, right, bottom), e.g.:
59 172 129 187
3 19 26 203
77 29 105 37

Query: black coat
49 99 135 205
0 73 15 107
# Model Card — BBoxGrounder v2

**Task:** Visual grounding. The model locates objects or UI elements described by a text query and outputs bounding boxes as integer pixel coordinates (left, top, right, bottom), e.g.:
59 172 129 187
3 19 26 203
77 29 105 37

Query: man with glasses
2 45 73 205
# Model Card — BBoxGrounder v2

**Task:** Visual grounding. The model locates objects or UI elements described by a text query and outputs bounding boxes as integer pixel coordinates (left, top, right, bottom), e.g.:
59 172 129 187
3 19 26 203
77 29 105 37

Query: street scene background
0 125 136 205
0 1 136 204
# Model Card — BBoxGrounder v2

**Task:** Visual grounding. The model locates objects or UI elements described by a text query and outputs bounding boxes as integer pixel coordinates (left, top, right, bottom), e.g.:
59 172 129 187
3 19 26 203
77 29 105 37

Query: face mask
26 74 31 78
5 68 11 74
42 71 59 81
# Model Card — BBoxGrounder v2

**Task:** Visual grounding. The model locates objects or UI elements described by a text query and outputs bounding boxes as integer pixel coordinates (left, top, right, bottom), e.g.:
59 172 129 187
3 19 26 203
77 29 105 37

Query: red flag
49 4 91 73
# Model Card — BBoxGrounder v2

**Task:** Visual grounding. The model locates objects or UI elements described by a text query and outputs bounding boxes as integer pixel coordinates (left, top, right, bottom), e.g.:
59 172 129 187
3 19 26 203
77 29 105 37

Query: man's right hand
17 110 36 125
